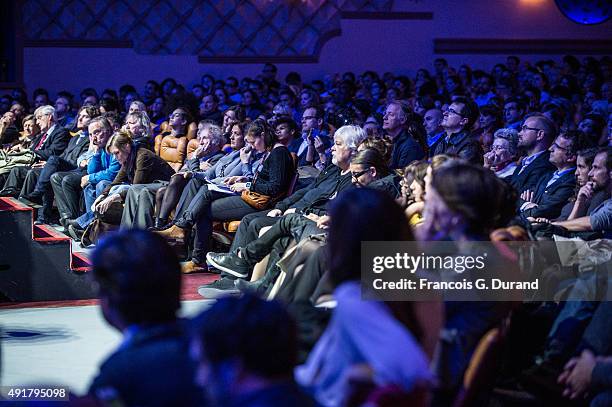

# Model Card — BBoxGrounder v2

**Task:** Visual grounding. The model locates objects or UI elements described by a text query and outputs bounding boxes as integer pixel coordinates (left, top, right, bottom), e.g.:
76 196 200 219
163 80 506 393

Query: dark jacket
275 164 353 216
390 130 426 169
521 170 576 219
32 125 71 161
275 165 341 212
368 173 402 199
250 146 295 197
0 125 19 146
60 132 90 166
103 147 175 198
88 321 203 407
509 150 555 194
432 130 482 165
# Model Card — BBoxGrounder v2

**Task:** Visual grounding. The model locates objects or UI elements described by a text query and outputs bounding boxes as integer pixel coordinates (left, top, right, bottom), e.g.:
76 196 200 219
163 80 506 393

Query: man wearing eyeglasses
432 97 482 165
519 131 580 220
509 115 556 194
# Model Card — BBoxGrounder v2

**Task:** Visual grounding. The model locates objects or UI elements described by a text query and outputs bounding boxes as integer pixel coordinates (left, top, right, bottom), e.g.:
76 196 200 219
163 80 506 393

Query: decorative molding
23 40 132 48
21 0 394 62
341 11 432 19
434 38 612 55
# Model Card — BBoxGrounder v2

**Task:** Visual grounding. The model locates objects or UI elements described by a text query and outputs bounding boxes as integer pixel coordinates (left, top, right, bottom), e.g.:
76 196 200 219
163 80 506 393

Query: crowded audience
1 54 611 406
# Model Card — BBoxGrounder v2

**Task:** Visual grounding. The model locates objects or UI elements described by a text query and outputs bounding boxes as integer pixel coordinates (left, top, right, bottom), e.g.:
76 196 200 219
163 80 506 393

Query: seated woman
204 147 396 298
150 122 227 229
402 161 428 226
84 131 175 241
483 127 519 179
156 119 295 273
417 162 518 404
295 188 435 407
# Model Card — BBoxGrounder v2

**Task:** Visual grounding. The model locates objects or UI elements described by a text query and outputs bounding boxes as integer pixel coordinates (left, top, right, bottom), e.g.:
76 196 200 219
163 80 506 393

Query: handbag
241 190 275 210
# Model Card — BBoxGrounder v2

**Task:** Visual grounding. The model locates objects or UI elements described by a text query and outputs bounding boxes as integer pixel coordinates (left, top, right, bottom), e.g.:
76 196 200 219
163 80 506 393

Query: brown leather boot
154 224 186 242
181 260 207 274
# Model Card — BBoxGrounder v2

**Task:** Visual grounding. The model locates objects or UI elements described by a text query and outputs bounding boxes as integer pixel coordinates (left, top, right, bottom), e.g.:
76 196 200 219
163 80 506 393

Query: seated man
121 120 225 230
509 115 556 194
199 125 366 294
555 147 599 221
66 117 120 235
519 131 581 220
431 97 482 165
19 106 98 223
0 105 70 197
190 294 315 406
88 229 203 406
383 101 426 169
536 147 612 239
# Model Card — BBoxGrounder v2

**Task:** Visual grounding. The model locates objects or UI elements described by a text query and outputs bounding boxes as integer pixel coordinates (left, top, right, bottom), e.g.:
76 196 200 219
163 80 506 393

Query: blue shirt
546 167 576 188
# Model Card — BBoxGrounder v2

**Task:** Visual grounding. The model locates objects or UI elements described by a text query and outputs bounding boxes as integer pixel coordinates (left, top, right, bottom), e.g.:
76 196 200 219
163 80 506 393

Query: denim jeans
76 180 111 228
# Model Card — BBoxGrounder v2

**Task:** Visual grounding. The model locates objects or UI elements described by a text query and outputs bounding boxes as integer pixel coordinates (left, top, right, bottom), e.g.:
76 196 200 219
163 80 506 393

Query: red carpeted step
0 197 32 212
32 223 71 244
70 251 92 273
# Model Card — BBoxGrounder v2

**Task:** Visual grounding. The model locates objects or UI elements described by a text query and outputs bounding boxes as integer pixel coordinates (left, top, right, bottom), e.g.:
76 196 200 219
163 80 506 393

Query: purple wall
23 0 611 96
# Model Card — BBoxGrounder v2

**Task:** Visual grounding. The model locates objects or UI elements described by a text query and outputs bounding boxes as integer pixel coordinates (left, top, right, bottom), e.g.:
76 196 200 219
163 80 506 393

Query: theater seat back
154 134 188 172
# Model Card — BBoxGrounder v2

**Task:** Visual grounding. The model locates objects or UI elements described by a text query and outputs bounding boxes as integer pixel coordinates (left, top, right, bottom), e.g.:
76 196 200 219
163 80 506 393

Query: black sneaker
197 277 241 299
68 224 84 241
206 252 251 278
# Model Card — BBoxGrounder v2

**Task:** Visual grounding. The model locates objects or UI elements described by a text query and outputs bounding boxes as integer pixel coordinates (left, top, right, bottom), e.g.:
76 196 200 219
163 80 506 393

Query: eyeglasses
351 169 370 179
551 142 569 152
444 107 464 117
520 125 542 132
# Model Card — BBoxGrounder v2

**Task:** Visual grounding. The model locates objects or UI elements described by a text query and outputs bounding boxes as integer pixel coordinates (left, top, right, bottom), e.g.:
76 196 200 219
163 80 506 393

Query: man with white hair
0 105 70 197
202 125 366 296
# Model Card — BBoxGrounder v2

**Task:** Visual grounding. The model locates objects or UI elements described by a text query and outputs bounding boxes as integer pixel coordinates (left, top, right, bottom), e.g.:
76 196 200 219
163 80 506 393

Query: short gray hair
34 105 56 121
198 122 224 147
335 125 367 151
493 127 519 157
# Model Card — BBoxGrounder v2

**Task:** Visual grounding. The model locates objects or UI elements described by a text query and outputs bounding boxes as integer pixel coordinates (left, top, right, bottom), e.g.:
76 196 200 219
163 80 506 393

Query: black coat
390 130 426 169
60 132 90 166
432 130 482 165
509 150 555 194
32 125 70 161
521 170 576 219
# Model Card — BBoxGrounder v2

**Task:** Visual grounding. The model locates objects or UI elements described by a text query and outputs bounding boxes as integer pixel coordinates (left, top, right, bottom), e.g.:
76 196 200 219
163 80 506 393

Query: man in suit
88 230 203 406
509 114 556 194
19 106 98 223
0 105 70 197
519 131 580 220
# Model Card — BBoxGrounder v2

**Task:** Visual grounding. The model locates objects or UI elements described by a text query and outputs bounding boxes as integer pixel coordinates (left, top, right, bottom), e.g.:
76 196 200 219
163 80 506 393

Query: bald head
423 108 443 135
